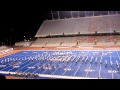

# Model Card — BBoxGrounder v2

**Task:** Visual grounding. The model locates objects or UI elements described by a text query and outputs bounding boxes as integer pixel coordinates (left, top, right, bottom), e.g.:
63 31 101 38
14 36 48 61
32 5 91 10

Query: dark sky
0 9 47 44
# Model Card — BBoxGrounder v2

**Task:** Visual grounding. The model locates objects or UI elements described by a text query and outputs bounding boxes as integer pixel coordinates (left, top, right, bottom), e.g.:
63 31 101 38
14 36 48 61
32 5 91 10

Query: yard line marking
0 54 23 70
0 57 29 71
26 52 51 73
0 70 99 79
74 63 82 76
74 50 90 76
42 62 57 74
98 51 102 79
2 51 47 72
95 49 99 78
21 62 41 73
33 52 60 73
0 52 37 71
8 60 34 72
62 63 73 76
85 64 92 77
32 61 51 73
109 50 113 79
85 51 92 76
15 62 35 72
51 65 61 75
116 50 120 62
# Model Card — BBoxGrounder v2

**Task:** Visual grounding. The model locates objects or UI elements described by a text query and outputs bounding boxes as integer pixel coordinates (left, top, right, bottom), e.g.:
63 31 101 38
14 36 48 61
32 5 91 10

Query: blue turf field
0 50 120 79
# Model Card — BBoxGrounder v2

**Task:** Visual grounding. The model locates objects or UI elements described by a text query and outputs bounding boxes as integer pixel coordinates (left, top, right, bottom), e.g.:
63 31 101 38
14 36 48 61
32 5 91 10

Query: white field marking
6 51 46 72
50 60 67 75
107 51 113 53
99 51 102 79
21 49 119 51
32 61 51 73
109 50 113 79
0 52 36 71
95 49 99 76
0 64 10 71
29 51 49 73
0 55 23 70
62 63 73 76
51 66 60 75
15 62 35 72
73 63 82 76
85 64 92 77
74 50 90 76
41 61 57 74
0 57 29 71
108 70 118 73
93 52 99 53
116 50 120 62
0 70 98 79
8 60 33 72
21 50 120 52
22 61 42 73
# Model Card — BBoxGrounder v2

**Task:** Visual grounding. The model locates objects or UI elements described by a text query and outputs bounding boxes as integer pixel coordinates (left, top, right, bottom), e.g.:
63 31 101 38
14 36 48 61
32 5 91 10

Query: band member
105 60 107 65
100 59 102 64
53 64 56 70
58 64 61 68
116 60 119 67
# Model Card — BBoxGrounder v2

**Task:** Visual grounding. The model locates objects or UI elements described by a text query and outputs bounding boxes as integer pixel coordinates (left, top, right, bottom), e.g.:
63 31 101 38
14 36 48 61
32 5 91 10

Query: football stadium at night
0 11 120 79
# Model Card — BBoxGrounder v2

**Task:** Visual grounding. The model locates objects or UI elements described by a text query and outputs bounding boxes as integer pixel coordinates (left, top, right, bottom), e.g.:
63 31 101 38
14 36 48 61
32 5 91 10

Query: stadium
0 11 120 79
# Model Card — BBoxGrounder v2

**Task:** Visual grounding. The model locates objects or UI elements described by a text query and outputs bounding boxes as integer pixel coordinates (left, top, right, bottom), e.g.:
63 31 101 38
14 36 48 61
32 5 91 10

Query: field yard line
62 63 73 76
99 50 102 78
109 50 113 79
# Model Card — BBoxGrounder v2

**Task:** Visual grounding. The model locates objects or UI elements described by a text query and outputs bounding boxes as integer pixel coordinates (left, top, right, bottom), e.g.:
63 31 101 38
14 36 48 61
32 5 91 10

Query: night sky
0 9 48 45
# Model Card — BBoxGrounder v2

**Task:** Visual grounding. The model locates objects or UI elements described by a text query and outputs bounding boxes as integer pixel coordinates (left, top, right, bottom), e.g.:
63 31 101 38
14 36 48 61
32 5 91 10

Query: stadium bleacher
15 41 33 47
32 35 120 47
0 46 13 55
35 14 120 37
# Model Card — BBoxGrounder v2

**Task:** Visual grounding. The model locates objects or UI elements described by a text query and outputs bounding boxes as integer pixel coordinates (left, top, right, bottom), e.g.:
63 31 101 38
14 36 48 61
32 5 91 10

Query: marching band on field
0 51 120 78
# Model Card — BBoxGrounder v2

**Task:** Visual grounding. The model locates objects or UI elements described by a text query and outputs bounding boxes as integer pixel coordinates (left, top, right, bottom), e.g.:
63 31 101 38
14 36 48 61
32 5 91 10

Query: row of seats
32 35 120 47
15 41 33 47
0 46 13 55
35 15 120 37
0 46 9 51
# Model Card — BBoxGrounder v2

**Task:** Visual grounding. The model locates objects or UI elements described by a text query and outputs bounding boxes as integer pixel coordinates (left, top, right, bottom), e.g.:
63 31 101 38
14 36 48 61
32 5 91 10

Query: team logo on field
10 61 22 66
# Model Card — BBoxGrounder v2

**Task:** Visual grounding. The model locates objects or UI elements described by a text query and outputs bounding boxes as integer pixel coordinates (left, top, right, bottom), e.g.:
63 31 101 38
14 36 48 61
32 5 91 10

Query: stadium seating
32 35 120 47
0 46 13 55
15 41 33 47
35 14 120 37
